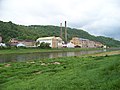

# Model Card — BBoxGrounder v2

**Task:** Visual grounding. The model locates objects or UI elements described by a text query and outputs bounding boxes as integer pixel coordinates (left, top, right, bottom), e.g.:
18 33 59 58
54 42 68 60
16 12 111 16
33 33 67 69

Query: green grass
0 48 101 55
0 54 120 90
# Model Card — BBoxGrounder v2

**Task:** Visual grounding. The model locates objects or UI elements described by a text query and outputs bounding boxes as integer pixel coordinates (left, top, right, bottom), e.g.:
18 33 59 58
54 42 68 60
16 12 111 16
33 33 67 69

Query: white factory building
36 36 63 48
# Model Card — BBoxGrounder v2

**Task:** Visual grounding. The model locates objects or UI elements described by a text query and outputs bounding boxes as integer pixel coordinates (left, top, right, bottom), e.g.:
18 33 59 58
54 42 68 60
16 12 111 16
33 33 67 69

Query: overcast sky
0 0 120 40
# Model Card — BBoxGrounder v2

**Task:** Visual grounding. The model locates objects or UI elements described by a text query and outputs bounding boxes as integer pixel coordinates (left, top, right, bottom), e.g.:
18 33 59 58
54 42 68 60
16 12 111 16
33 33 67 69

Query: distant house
70 37 104 48
9 38 35 47
70 37 82 47
94 41 104 48
82 39 95 48
103 45 107 49
36 36 63 48
23 40 36 47
0 43 6 47
9 38 20 46
17 43 25 47
66 42 75 48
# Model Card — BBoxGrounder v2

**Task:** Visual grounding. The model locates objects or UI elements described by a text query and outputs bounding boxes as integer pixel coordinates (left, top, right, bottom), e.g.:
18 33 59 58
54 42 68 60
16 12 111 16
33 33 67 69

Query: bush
0 46 5 50
38 42 51 49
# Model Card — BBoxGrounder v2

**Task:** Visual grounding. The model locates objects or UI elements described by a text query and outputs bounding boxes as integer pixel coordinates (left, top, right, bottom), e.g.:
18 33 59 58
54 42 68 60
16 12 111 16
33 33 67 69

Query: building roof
37 36 55 40
23 40 35 42
10 38 35 42
56 37 62 40
36 36 62 41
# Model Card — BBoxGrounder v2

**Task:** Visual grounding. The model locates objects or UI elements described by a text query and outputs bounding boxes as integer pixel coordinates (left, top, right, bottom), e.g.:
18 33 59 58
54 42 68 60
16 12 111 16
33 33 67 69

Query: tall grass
0 54 120 90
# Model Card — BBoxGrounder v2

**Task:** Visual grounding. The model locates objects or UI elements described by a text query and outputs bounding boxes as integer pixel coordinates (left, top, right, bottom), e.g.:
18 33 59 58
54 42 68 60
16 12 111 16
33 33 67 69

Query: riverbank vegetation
0 48 102 55
0 52 120 90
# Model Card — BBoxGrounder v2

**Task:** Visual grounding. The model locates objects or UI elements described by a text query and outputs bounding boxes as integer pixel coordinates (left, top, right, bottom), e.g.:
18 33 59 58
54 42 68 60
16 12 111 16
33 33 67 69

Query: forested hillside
0 20 120 47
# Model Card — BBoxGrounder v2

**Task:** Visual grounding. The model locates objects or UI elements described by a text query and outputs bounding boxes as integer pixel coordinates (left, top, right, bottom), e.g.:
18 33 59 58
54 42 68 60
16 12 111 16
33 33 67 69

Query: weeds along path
89 50 120 57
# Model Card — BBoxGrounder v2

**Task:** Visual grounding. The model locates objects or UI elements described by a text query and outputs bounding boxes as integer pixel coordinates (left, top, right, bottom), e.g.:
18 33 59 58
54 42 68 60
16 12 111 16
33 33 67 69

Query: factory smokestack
65 21 67 43
60 23 62 39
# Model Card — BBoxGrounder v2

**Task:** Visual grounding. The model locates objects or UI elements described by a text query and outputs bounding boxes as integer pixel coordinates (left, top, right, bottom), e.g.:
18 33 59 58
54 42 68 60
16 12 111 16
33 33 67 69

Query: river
0 49 109 63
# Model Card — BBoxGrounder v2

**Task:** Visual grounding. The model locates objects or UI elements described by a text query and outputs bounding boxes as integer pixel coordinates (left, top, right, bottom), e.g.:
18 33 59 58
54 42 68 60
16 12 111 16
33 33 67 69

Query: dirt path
89 50 120 57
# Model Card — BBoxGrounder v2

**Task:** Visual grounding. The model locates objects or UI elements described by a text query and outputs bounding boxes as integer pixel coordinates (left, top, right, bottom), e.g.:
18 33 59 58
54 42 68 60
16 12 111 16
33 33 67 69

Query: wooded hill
0 20 120 47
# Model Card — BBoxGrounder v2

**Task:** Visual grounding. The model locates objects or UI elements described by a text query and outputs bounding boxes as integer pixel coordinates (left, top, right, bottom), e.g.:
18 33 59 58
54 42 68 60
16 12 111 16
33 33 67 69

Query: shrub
38 42 51 49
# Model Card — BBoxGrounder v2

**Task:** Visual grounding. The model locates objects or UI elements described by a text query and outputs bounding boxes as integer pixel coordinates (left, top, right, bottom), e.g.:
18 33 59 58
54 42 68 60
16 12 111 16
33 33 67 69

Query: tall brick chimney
65 21 67 43
60 23 62 39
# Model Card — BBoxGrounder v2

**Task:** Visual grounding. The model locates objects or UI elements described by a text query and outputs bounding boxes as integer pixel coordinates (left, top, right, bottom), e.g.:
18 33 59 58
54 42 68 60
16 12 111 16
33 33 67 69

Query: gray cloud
0 0 120 40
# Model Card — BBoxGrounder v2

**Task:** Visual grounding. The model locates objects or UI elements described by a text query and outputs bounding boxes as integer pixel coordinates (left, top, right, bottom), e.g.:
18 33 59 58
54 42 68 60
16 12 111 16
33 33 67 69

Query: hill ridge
0 20 120 47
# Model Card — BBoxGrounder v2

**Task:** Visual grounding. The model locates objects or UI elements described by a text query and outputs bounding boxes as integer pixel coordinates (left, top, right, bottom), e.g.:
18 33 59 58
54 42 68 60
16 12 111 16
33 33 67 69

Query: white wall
38 39 52 47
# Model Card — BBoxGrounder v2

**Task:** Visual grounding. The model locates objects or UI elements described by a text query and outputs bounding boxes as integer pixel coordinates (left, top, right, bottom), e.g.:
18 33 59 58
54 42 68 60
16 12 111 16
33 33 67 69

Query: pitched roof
36 36 62 41
37 36 55 40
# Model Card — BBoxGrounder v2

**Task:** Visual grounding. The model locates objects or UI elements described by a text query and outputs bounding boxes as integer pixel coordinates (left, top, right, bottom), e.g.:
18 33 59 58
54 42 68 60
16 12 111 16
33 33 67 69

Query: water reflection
0 50 104 63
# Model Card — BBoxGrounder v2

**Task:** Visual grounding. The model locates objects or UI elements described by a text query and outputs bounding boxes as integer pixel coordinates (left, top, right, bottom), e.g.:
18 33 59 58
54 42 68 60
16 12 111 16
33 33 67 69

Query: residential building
70 37 103 48
9 38 35 47
66 42 75 48
36 36 63 48
23 40 36 47
9 38 20 46
94 41 103 48
17 43 25 47
70 37 82 47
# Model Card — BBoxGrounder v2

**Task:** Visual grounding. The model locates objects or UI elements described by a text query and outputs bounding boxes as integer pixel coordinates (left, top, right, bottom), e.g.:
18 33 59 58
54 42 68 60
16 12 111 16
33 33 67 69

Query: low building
0 43 6 47
36 36 63 48
85 39 96 48
17 43 26 47
9 38 35 47
66 42 75 48
22 40 36 47
70 37 82 47
94 41 103 48
70 37 103 48
9 38 20 46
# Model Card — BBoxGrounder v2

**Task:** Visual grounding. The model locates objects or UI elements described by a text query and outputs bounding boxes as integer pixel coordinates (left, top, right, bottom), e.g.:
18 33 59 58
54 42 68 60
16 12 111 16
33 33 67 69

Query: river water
0 49 108 63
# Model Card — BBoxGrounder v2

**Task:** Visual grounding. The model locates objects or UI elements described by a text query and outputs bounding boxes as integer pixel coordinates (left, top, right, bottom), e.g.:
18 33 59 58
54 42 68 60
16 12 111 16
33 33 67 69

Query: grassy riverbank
0 51 120 90
0 48 102 55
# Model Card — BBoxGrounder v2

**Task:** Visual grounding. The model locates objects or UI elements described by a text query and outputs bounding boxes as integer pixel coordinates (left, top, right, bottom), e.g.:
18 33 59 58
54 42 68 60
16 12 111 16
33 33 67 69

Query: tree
38 42 51 49
0 20 120 47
